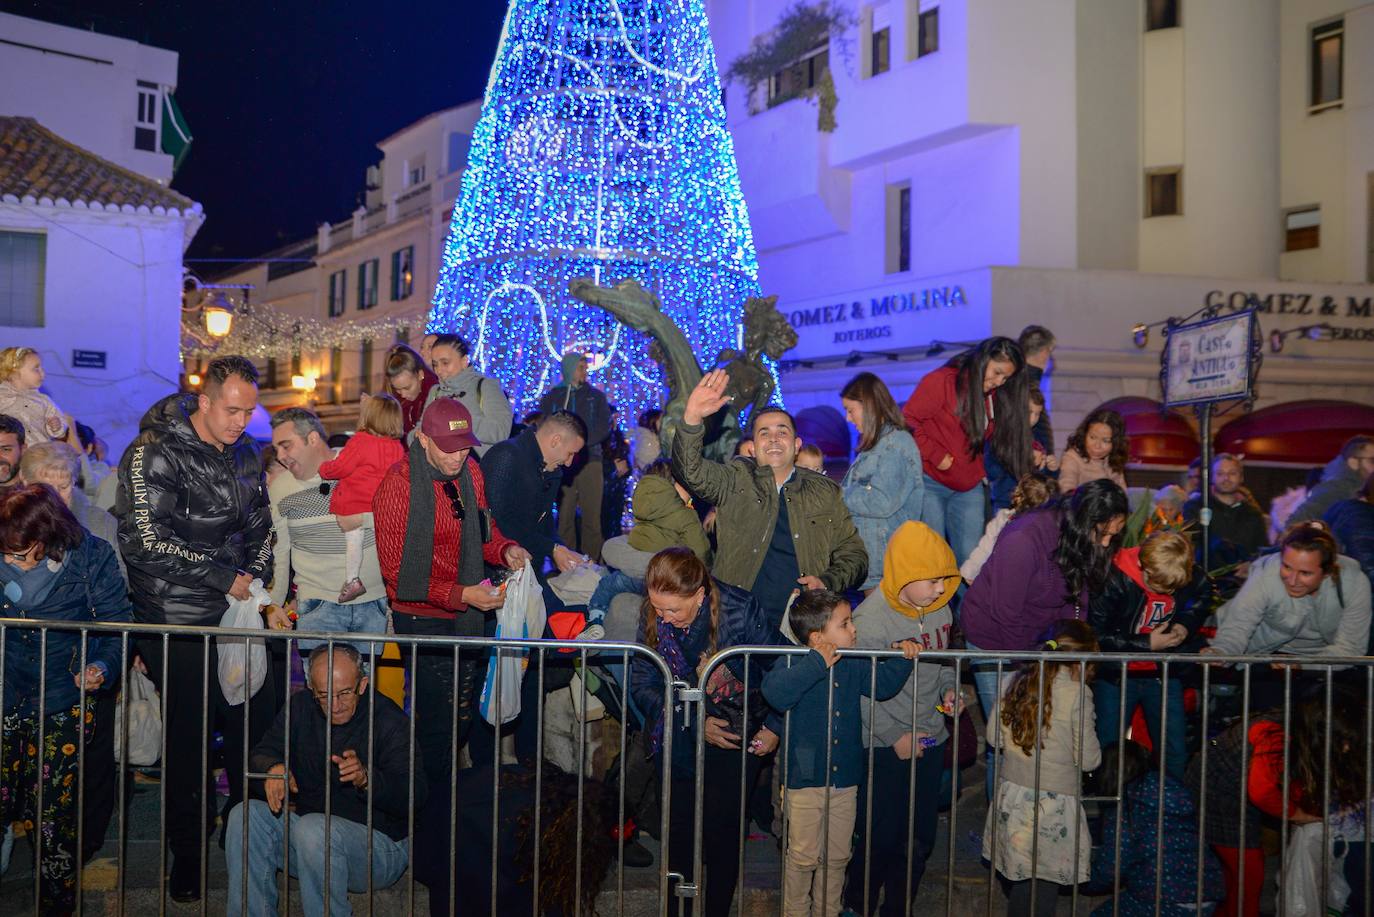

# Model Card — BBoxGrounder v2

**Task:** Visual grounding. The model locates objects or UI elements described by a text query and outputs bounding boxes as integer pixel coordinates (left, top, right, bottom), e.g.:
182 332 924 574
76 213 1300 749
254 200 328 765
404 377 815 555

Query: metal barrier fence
691 646 1374 917
1 618 1371 917
0 617 679 917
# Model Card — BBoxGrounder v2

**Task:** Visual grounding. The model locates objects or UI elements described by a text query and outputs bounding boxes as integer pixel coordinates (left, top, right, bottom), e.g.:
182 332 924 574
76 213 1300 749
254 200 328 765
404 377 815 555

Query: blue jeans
966 641 1005 799
224 800 408 917
295 597 389 653
920 474 985 569
1093 676 1188 780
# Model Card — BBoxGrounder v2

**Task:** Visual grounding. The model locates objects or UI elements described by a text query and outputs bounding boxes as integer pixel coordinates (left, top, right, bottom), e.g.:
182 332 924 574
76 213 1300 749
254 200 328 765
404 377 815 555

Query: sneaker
338 578 367 603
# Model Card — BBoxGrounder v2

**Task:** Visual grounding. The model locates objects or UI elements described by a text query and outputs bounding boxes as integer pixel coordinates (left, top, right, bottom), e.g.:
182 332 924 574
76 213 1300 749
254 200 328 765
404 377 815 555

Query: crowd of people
0 327 1370 916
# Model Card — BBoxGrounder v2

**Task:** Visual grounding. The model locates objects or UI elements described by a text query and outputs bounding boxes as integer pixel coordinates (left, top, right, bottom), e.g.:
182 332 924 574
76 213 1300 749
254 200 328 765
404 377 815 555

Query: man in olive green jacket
671 370 868 631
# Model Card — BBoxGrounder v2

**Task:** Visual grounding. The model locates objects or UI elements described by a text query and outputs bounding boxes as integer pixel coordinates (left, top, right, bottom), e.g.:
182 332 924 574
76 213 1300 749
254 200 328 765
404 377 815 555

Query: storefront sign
72 349 107 369
1163 311 1257 407
785 282 973 358
1204 289 1374 321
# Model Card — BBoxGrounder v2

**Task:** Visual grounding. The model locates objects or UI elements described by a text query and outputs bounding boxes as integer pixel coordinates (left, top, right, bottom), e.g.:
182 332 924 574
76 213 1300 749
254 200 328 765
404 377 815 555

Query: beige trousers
782 784 857 917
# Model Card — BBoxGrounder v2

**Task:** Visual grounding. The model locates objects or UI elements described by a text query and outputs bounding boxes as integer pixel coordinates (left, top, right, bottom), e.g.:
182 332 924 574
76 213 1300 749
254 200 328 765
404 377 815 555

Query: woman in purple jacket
960 479 1129 794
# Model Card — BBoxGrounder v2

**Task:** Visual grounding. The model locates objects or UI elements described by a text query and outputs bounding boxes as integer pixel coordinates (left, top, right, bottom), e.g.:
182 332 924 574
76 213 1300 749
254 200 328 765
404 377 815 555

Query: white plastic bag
114 666 162 766
1281 821 1351 917
480 562 546 726
217 579 270 706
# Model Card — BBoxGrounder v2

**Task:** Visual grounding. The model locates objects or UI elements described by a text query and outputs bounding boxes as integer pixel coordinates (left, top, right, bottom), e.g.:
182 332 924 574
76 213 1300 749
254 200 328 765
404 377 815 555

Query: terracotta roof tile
0 116 197 213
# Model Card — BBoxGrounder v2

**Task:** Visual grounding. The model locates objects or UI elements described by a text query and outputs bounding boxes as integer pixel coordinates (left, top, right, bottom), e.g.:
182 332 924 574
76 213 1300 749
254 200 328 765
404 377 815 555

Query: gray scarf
396 438 485 606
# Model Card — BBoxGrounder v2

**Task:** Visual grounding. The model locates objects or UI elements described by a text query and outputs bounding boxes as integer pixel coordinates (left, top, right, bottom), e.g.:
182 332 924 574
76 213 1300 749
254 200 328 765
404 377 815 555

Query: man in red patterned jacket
373 398 530 786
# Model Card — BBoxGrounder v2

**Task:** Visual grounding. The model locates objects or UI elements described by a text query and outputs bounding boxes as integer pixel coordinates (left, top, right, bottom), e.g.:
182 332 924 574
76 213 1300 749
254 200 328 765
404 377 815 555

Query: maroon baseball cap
420 399 481 453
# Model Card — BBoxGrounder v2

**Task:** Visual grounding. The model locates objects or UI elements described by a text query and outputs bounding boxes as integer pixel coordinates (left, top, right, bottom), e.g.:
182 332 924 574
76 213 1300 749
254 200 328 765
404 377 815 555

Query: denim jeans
920 474 986 569
1094 676 1188 780
295 597 389 653
966 640 1007 799
224 800 408 917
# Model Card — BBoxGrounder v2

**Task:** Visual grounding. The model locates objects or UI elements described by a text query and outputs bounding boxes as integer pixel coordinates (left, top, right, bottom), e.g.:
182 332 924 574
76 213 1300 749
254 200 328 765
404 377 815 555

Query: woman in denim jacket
840 373 924 593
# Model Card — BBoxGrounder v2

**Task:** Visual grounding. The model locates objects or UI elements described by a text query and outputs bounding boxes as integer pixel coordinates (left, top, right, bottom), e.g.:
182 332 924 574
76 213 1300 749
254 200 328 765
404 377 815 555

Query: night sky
3 0 509 261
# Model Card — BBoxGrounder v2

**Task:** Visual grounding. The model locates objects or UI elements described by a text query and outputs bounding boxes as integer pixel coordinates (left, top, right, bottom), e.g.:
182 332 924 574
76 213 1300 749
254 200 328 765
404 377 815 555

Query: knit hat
879 521 961 619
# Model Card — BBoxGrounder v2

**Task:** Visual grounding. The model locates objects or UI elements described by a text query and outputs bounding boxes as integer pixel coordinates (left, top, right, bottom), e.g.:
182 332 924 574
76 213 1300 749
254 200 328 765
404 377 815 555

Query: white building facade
0 15 199 457
708 0 1374 450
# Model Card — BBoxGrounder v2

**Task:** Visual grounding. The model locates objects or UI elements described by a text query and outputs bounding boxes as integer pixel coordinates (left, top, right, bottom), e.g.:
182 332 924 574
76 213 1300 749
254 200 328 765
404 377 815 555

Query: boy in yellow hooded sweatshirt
846 520 963 917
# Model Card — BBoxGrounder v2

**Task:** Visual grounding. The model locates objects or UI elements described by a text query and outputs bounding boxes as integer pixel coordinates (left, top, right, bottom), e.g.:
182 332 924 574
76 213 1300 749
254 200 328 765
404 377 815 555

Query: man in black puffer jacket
115 355 283 903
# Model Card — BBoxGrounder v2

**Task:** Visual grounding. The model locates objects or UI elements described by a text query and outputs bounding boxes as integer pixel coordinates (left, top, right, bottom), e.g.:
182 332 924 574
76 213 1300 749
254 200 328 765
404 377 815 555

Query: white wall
0 13 178 183
0 203 193 458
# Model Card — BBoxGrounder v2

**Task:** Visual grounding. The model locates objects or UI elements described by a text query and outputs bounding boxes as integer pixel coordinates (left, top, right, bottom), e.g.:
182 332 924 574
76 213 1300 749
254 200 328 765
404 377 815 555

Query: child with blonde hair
0 347 68 444
319 393 405 602
983 620 1101 916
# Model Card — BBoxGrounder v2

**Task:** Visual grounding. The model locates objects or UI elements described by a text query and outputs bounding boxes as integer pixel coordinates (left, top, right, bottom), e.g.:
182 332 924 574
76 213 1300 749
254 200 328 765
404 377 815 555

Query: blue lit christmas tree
431 0 761 420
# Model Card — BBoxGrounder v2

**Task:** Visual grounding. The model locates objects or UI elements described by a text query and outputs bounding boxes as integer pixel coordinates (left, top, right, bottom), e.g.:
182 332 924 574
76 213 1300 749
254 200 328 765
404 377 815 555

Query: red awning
1098 397 1200 466
1214 400 1374 465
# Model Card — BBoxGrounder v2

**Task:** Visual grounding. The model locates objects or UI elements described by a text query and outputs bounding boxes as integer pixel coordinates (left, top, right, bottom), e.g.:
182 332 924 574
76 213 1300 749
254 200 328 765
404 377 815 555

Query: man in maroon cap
373 398 531 785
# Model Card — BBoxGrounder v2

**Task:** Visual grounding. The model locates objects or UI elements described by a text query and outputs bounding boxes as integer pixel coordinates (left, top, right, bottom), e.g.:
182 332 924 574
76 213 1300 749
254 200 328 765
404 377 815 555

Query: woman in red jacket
902 336 1032 568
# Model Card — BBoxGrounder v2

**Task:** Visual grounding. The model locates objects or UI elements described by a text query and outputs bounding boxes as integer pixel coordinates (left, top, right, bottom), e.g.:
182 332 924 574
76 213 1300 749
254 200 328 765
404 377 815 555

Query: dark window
291 351 302 376
0 230 46 327
135 82 158 151
768 46 829 106
1311 20 1343 110
390 246 414 301
328 269 346 317
918 8 939 57
1145 168 1181 217
329 347 343 403
898 187 911 272
265 357 278 389
396 326 410 346
1145 0 1179 31
871 26 890 75
360 339 373 392
1284 207 1321 252
357 259 378 310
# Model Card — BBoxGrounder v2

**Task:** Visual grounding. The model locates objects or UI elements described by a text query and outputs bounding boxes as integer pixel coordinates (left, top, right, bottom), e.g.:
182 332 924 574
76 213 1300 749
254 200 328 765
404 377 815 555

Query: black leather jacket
1087 559 1214 682
116 394 272 626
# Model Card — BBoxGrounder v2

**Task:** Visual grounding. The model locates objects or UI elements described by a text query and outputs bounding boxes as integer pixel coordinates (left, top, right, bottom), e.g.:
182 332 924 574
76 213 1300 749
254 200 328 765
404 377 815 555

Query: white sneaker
576 624 606 642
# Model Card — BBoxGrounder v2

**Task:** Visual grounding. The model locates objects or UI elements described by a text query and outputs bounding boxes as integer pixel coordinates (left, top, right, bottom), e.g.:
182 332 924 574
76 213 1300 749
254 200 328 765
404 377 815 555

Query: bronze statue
567 277 797 461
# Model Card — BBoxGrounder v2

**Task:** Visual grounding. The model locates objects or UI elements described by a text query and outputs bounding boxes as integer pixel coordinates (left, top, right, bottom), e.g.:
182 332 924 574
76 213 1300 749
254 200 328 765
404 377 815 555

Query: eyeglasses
311 683 363 703
441 480 466 521
2 543 39 563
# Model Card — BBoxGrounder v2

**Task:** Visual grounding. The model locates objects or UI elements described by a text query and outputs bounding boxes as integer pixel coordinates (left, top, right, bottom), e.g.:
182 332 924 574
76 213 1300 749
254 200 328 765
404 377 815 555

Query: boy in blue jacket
761 589 921 917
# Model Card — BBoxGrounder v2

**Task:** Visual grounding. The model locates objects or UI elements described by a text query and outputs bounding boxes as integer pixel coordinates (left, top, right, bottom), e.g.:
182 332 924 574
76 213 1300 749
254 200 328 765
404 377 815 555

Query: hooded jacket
1088 547 1214 681
537 354 611 457
1208 549 1371 662
852 521 962 747
627 474 710 560
116 394 273 627
423 366 513 457
1287 454 1366 525
1 535 132 716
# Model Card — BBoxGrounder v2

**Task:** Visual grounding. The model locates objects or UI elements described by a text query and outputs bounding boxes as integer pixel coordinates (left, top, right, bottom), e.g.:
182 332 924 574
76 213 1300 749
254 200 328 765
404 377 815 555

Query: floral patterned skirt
981 779 1092 885
1 703 95 916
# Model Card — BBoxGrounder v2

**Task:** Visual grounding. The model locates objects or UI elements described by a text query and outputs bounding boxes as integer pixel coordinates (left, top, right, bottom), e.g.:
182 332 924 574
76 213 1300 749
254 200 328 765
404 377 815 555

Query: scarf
649 616 695 755
396 438 485 605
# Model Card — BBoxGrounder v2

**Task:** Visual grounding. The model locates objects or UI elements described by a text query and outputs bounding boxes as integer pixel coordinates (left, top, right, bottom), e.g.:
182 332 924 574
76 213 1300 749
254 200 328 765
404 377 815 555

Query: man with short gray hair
268 407 388 649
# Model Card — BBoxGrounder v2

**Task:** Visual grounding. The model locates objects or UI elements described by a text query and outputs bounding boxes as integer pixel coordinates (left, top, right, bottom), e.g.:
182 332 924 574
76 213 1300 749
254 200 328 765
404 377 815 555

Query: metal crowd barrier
692 646 1373 917
0 617 678 917
1 618 1371 917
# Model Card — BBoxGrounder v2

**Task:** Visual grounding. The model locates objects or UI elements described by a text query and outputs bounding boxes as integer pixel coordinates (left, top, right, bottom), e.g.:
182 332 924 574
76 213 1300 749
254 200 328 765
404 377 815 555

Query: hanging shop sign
1162 310 1259 407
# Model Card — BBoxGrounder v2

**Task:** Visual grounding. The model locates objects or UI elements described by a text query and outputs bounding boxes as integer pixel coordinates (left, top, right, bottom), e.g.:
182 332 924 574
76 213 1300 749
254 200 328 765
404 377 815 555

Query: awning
1214 399 1374 465
1098 396 1199 466
161 92 192 174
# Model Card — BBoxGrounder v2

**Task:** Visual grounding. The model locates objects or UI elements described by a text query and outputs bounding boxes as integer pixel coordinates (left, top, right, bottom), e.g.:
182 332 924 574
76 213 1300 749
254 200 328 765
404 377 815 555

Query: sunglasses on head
441 480 465 521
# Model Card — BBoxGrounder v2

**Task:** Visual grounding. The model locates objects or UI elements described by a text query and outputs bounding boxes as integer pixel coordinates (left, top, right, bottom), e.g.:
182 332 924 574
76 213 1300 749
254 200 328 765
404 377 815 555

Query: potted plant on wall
725 1 854 132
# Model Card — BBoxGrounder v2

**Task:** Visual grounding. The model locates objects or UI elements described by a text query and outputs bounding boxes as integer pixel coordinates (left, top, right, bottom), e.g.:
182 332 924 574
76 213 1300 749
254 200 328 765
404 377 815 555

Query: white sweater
268 469 385 606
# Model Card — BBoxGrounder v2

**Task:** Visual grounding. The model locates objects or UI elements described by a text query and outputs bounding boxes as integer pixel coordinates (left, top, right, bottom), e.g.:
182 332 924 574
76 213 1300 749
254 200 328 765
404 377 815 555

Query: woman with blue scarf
0 484 131 914
628 547 784 917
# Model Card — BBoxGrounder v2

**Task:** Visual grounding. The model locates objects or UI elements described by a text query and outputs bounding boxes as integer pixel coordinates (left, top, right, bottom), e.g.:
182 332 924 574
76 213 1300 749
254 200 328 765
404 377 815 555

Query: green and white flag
160 93 192 174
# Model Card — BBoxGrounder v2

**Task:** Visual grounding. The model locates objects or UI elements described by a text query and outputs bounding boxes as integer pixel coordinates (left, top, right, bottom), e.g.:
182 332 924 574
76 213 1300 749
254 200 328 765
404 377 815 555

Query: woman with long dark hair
902 337 1032 566
627 547 783 917
840 371 924 593
1057 408 1129 494
0 484 132 914
960 479 1129 794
